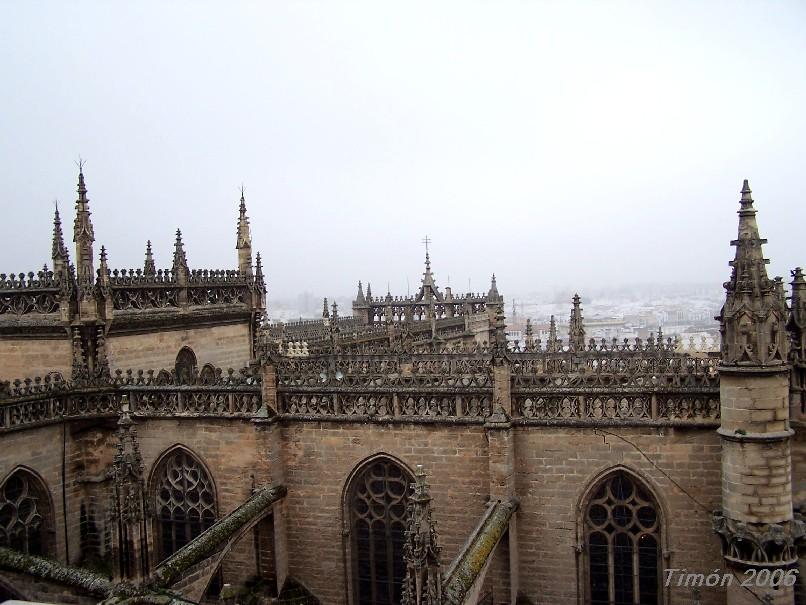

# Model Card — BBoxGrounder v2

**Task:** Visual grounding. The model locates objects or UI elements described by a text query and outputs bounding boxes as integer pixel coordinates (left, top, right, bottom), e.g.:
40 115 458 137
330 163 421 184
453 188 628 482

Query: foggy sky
1 1 804 303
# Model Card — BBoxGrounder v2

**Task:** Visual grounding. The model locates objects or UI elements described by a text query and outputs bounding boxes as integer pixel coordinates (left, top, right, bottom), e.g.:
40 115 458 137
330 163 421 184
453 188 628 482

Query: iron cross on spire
421 235 431 256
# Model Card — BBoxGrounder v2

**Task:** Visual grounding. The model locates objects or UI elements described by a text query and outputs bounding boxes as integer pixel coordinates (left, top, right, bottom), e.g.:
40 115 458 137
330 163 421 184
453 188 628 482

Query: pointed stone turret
51 203 69 275
144 240 156 276
322 297 330 319
366 282 373 301
569 294 585 352
718 179 788 367
353 280 371 325
548 315 558 352
713 181 802 605
73 166 95 289
416 248 442 303
236 188 253 276
401 465 443 605
487 273 502 302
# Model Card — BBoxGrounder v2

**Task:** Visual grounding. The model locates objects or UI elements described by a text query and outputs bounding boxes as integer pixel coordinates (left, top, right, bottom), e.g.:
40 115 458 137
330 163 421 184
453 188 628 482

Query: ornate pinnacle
718 180 788 367
172 228 188 272
236 188 252 249
52 203 69 264
487 273 501 300
402 464 442 605
355 280 366 305
322 297 330 319
73 166 95 286
144 240 156 275
569 294 585 352
366 282 373 301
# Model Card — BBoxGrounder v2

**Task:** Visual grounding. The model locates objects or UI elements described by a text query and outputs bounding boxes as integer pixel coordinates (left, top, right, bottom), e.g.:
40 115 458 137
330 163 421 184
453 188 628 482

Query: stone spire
525 317 535 350
172 229 188 275
143 240 156 276
366 282 373 301
548 315 558 352
417 243 442 302
487 273 502 301
236 188 253 276
51 203 69 275
99 246 109 279
322 297 330 319
355 280 366 306
569 294 585 352
717 180 788 367
73 165 95 287
402 465 442 605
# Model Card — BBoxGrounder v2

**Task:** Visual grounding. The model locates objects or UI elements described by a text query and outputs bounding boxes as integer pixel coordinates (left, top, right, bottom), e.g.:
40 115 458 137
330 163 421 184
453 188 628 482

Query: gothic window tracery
348 458 412 605
153 449 216 562
175 347 197 383
584 471 661 605
0 469 52 556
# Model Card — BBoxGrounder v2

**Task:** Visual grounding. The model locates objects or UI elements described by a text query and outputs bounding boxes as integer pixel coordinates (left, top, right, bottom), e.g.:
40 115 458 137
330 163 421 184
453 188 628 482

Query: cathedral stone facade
0 172 803 605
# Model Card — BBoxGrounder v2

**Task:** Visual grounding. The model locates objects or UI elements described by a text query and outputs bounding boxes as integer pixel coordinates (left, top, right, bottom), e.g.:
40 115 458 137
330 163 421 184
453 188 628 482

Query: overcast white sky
1 1 804 302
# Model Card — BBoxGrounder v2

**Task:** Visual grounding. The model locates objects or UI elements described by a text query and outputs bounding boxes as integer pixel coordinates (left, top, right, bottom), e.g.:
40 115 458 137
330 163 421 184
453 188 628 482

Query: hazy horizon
2 1 805 301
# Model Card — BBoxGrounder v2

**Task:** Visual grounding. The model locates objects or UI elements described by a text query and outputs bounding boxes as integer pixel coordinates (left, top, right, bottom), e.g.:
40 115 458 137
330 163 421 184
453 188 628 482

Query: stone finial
172 228 188 273
402 465 442 605
322 297 330 319
487 273 502 301
51 203 69 273
717 180 788 367
569 294 586 352
73 166 95 287
144 240 156 275
366 282 373 301
548 314 558 352
236 187 253 276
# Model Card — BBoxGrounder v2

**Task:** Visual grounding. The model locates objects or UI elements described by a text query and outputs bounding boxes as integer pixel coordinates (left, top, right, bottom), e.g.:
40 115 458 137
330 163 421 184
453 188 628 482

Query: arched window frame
342 454 414 605
0 466 55 557
175 347 198 383
576 466 669 605
148 445 218 564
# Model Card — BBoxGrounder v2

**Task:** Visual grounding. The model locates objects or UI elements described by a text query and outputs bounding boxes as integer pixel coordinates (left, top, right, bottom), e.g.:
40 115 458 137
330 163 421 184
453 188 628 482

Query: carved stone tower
714 180 802 604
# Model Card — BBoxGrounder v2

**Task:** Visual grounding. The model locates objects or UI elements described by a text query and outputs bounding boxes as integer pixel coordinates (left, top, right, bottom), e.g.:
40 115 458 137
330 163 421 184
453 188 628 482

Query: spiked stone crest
717 180 788 367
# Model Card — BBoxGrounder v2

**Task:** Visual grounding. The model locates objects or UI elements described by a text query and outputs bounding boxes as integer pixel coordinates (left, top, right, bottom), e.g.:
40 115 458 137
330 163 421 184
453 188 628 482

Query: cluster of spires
352 248 503 309
48 168 265 287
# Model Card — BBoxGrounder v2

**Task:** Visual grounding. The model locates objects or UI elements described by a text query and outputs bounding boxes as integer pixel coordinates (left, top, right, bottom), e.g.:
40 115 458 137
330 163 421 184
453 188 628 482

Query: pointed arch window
348 458 412 605
175 347 197 383
153 449 216 561
584 471 661 605
0 469 52 556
